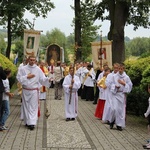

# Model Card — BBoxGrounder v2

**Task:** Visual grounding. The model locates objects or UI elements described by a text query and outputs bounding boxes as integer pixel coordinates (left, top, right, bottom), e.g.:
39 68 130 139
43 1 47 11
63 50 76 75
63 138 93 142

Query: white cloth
75 67 82 82
54 66 64 82
97 71 105 99
39 91 46 100
84 68 96 87
144 97 150 117
109 72 132 127
80 67 87 84
48 65 55 82
16 64 51 125
2 78 10 101
63 74 81 119
102 72 115 122
97 71 104 82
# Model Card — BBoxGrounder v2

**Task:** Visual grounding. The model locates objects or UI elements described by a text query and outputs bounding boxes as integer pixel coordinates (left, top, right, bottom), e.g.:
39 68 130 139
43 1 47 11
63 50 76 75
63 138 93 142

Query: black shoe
93 102 97 104
117 126 122 131
106 121 110 125
70 118 75 121
25 124 29 127
110 121 114 129
0 127 3 131
28 125 35 130
66 118 70 121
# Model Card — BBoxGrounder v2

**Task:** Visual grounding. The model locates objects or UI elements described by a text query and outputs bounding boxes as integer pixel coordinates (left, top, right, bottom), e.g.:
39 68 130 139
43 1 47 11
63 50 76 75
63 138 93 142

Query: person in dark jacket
0 65 7 120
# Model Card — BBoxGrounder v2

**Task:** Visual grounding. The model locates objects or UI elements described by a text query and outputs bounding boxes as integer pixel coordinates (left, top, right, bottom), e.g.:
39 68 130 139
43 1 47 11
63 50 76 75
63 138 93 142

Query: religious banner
24 29 41 57
91 41 112 70
46 44 62 66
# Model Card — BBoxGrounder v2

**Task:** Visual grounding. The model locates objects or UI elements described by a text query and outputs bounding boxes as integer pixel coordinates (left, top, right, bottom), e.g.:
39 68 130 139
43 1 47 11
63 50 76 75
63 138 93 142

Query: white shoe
1 126 8 130
145 144 150 149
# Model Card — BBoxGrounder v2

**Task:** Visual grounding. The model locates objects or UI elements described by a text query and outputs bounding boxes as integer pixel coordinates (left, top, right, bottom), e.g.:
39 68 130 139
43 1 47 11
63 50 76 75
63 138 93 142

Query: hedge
125 56 150 116
0 53 17 88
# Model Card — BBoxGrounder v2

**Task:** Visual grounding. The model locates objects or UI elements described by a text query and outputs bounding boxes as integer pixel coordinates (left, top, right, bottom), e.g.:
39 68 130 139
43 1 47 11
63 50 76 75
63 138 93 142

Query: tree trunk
74 0 82 61
108 1 129 64
6 13 12 59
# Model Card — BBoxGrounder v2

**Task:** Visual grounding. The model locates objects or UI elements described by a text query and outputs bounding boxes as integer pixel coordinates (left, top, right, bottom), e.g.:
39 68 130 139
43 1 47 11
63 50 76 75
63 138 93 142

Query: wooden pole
69 43 78 104
99 31 103 69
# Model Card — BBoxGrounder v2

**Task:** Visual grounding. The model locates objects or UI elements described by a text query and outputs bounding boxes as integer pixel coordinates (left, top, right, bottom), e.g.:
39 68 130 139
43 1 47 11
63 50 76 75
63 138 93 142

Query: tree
74 0 82 61
12 40 24 64
0 0 54 59
40 28 67 61
40 28 67 48
0 34 6 55
80 0 100 61
125 37 150 57
94 0 150 63
73 0 100 62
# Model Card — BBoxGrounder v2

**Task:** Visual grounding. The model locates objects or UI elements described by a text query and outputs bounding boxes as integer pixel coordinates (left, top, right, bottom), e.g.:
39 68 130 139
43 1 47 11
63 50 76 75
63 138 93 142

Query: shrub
0 53 17 88
125 56 150 116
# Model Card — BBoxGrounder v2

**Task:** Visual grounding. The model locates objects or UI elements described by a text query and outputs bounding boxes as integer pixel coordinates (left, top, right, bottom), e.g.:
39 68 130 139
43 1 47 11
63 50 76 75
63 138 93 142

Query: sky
3 0 150 39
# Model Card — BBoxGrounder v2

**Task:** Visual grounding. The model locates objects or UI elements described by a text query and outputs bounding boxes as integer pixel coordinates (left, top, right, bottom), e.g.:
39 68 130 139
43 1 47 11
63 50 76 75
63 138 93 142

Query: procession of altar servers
16 58 132 131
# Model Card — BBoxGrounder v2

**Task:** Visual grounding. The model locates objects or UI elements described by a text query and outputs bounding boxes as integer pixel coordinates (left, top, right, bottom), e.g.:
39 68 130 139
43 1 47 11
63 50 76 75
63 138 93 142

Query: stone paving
0 88 149 150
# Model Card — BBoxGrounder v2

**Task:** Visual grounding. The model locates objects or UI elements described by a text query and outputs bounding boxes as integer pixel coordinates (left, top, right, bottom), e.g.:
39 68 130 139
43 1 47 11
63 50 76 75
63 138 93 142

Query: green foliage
12 40 24 64
0 0 55 58
0 53 17 88
141 65 150 89
80 0 100 61
125 37 150 57
41 28 67 47
94 0 150 63
0 34 6 54
0 29 7 37
40 28 68 62
95 0 150 29
125 56 150 116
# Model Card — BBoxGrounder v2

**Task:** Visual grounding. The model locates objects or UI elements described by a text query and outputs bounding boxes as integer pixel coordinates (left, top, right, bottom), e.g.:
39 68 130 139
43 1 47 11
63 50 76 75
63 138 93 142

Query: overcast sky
7 0 150 39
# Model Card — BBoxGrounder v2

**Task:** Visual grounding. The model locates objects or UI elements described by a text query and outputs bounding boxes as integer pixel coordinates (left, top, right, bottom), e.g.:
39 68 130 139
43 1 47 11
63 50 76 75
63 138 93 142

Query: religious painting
98 48 106 60
47 44 61 66
24 29 41 57
91 41 112 70
26 36 35 49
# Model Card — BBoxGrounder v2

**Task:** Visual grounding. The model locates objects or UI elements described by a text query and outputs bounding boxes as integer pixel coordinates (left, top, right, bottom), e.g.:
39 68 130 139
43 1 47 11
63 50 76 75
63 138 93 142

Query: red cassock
94 99 105 119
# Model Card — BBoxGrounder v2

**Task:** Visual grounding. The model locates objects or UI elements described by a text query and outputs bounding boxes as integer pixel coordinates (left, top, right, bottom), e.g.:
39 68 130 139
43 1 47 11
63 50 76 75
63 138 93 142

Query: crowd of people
2 56 150 147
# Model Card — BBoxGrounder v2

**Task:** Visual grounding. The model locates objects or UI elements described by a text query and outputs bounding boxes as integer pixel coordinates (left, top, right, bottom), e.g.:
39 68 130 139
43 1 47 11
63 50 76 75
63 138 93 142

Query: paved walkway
0 88 148 150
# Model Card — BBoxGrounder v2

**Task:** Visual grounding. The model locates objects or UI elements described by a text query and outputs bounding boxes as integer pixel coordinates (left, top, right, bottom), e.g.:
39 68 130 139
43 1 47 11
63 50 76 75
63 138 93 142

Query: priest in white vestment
16 56 51 130
63 67 81 121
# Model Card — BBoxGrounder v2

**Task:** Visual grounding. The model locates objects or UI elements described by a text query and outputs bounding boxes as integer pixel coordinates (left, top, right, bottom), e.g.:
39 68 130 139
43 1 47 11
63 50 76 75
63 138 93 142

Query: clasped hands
27 73 35 79
116 79 126 88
